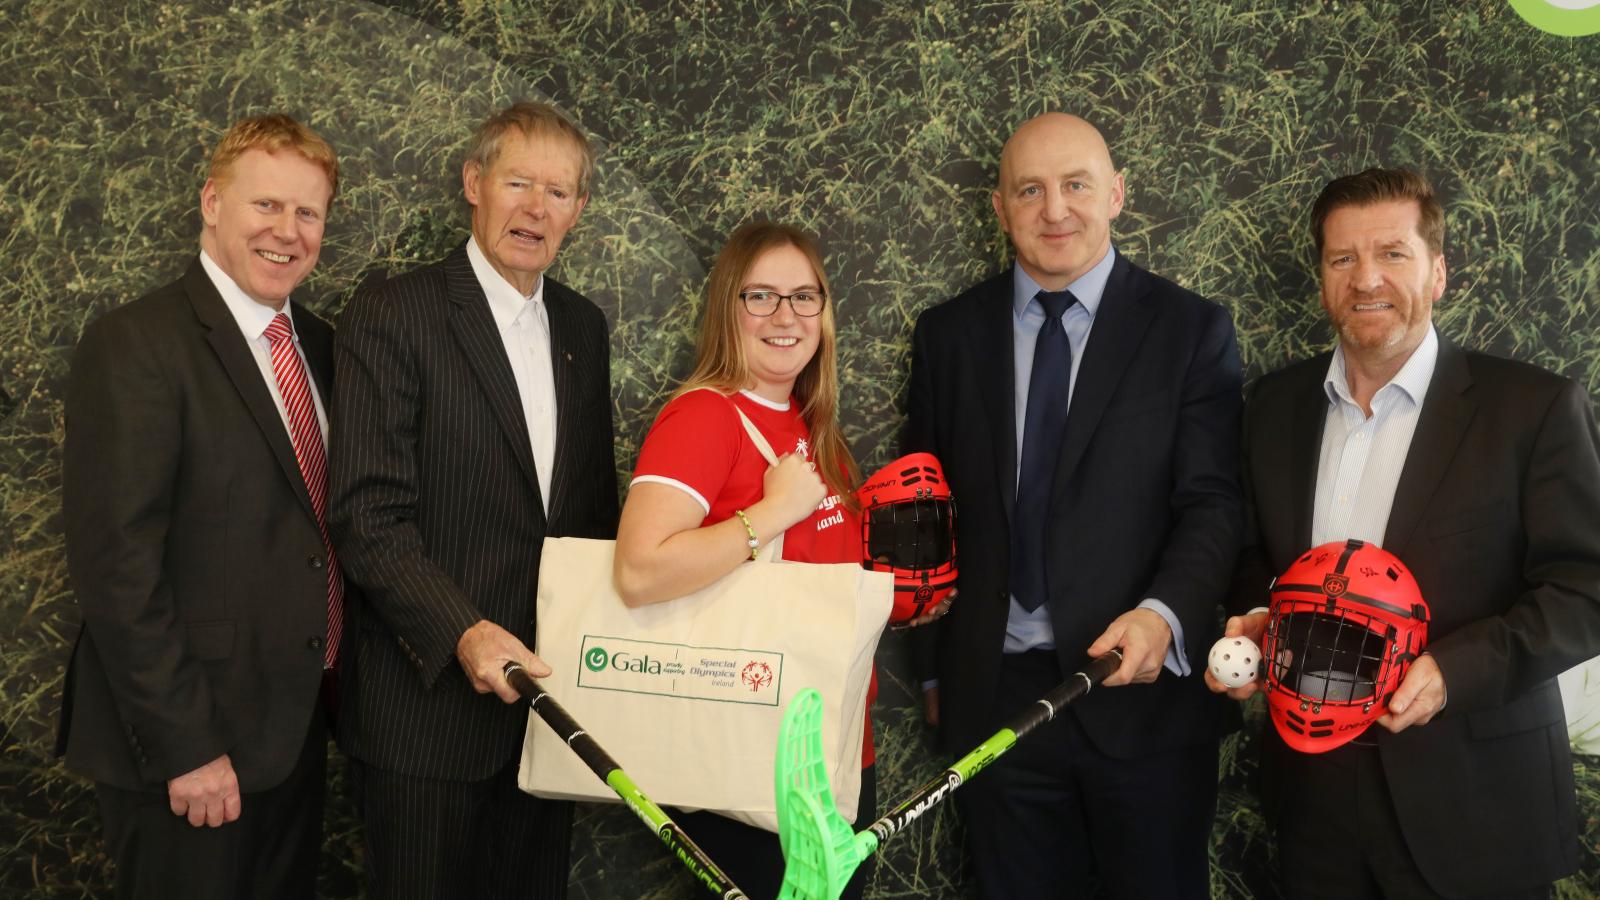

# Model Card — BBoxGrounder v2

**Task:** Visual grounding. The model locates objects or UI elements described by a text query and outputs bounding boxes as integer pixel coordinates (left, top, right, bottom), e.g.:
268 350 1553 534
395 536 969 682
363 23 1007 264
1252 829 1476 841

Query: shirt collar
738 389 791 411
1012 246 1115 319
199 248 292 342
467 235 545 332
1323 323 1440 408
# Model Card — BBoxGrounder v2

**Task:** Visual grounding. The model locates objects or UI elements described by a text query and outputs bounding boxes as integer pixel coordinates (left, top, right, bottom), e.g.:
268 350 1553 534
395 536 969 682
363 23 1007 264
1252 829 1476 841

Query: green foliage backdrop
2 0 1597 896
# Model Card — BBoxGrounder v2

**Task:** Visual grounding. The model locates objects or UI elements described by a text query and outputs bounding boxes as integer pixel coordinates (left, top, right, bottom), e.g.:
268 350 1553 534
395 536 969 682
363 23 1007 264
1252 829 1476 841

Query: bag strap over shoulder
683 389 786 560
732 406 780 466
683 387 783 466
730 403 786 560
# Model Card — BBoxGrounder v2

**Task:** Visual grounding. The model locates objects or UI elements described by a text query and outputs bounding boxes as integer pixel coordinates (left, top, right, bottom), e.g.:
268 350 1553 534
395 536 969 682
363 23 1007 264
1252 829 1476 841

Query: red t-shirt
633 388 876 766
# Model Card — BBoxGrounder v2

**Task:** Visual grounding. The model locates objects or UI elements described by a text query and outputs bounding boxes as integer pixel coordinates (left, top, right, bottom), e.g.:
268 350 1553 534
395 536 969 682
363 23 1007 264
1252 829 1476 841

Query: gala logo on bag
576 634 783 706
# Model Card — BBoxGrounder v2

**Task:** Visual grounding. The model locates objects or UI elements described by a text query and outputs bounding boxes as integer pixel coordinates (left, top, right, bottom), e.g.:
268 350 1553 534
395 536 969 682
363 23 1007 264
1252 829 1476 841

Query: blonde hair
464 100 594 197
208 114 339 199
674 222 860 512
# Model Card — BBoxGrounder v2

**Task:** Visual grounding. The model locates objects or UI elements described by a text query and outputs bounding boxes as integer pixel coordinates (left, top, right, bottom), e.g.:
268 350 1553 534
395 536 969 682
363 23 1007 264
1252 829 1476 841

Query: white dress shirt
1312 325 1439 547
468 237 558 512
199 249 329 441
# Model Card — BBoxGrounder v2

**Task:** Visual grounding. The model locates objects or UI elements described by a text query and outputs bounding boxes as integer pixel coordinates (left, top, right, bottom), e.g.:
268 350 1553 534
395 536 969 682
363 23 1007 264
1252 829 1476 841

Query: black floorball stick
502 661 747 899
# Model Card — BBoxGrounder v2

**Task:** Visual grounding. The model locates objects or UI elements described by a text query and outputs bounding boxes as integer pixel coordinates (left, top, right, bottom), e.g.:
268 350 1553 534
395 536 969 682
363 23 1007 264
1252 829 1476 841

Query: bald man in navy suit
906 113 1243 898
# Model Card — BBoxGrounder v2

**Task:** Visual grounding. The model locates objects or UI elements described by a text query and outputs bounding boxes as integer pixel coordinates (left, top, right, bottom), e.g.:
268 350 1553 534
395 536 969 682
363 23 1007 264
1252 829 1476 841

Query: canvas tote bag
519 402 892 831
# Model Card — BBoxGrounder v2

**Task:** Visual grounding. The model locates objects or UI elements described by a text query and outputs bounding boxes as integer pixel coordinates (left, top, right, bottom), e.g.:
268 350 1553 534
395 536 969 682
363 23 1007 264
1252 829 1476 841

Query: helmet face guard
1264 539 1429 753
857 453 957 623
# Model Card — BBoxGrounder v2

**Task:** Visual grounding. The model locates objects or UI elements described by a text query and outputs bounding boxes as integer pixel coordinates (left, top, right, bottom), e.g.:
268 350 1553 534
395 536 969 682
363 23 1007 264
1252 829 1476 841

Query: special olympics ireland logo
740 661 774 692
584 646 610 672
1509 0 1600 36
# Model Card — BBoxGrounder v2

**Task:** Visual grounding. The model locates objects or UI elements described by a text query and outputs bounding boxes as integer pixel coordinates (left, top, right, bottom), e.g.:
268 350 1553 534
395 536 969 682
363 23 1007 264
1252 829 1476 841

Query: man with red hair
59 113 343 898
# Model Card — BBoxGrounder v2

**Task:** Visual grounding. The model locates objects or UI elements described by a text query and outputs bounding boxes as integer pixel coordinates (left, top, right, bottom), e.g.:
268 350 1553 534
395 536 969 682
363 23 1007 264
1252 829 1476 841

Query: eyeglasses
739 289 827 318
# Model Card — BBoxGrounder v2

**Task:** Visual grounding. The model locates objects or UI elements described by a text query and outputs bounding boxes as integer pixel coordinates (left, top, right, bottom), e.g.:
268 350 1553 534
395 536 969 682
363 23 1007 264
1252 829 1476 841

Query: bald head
998 113 1116 187
992 113 1124 290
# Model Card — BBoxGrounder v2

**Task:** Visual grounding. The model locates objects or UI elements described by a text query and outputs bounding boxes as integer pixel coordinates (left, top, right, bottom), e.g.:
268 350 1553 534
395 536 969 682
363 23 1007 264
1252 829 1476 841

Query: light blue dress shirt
1004 249 1189 677
1312 325 1439 547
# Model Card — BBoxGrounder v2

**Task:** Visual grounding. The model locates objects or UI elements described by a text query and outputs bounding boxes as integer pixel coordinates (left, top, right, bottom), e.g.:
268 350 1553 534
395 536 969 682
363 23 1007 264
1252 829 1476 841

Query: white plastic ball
1208 635 1260 689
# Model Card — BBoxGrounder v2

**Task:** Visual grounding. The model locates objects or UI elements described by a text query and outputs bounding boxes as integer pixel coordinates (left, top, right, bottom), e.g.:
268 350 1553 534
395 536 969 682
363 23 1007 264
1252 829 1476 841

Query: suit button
996 590 1007 601
308 636 324 651
308 555 325 569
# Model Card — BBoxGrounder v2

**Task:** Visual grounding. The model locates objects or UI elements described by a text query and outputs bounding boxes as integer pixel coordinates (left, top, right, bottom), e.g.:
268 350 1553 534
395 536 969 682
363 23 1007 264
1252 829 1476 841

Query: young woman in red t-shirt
613 221 875 899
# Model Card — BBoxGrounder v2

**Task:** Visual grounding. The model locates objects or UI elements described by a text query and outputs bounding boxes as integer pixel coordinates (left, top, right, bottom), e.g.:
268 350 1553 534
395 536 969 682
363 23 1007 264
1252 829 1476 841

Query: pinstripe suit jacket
329 243 618 781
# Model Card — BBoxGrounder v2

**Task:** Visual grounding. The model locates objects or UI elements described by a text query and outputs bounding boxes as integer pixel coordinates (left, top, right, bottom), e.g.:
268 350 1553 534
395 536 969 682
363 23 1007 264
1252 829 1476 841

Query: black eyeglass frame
737 289 828 318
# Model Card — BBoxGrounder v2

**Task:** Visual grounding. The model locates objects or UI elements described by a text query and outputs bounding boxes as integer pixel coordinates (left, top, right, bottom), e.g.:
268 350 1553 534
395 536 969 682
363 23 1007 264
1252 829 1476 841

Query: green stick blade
775 688 871 900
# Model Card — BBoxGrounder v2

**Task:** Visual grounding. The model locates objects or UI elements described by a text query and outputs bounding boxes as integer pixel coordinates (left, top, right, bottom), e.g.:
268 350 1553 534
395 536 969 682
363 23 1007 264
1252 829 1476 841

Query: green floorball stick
773 649 1124 900
503 662 748 899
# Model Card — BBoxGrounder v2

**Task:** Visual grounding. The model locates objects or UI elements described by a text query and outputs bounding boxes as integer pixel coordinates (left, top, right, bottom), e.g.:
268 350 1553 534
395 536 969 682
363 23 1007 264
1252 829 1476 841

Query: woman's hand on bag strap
759 452 828 530
456 619 550 703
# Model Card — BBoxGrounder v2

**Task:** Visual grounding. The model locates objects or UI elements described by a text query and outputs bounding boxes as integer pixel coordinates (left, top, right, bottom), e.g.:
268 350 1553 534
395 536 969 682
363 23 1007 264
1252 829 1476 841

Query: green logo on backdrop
1510 0 1600 36
584 646 609 671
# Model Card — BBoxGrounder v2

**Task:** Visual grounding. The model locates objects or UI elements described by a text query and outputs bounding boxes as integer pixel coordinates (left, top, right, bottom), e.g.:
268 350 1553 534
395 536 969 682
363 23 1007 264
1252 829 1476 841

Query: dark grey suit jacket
1232 334 1600 896
329 243 618 781
59 259 336 792
905 255 1244 758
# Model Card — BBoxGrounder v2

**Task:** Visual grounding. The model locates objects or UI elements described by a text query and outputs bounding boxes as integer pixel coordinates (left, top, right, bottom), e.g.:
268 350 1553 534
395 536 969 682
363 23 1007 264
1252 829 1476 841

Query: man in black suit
329 101 618 899
1211 168 1600 898
60 114 343 898
904 112 1243 898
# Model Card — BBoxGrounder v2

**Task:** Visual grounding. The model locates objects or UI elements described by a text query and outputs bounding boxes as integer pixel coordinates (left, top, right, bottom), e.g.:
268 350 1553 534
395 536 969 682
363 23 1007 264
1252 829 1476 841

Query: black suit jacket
59 259 336 792
1232 334 1600 896
329 243 618 781
905 255 1244 757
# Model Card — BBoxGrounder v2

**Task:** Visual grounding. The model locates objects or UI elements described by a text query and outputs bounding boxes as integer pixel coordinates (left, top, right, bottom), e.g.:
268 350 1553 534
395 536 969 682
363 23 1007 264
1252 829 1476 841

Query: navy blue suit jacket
905 253 1244 757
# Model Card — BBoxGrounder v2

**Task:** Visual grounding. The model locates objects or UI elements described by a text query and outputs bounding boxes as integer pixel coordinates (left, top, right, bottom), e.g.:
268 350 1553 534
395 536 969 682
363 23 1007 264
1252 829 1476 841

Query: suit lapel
976 274 1018 525
1383 335 1475 558
185 260 320 525
442 246 546 514
292 302 334 401
1051 254 1155 493
543 280 582 522
1288 357 1330 554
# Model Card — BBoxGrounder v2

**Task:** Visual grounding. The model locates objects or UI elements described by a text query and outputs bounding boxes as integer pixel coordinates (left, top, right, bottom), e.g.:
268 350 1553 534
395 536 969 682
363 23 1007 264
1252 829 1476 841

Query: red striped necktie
264 312 343 668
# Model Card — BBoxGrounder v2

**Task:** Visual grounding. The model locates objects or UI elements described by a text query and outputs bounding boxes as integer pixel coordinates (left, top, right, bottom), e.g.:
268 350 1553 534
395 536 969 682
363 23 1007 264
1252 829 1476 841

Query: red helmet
857 453 957 623
1263 539 1429 753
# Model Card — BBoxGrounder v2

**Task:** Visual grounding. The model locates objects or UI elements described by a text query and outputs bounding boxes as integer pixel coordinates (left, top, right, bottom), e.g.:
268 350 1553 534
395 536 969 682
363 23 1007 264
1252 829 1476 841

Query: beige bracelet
733 509 759 560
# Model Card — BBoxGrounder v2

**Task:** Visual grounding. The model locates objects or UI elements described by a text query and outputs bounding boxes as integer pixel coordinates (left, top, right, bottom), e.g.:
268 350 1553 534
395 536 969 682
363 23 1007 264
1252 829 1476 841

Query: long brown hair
674 221 861 512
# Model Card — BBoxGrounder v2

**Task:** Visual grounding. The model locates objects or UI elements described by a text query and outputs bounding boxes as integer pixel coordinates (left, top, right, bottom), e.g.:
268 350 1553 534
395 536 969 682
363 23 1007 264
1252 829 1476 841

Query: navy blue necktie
1012 288 1078 612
